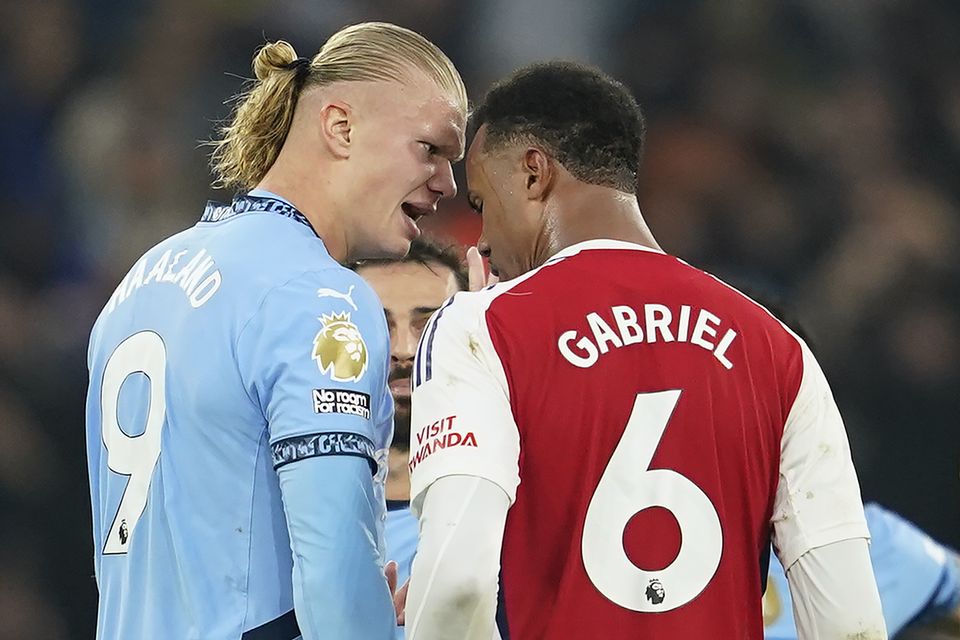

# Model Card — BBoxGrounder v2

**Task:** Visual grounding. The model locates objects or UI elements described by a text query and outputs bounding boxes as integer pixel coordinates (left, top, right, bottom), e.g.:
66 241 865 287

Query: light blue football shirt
764 502 960 638
86 190 396 639
385 501 418 586
385 501 418 640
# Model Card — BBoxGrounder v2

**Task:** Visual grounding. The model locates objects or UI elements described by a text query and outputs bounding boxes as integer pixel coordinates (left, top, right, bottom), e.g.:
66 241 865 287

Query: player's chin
398 207 422 240
490 262 512 281
376 209 420 257
383 237 413 259
365 224 415 259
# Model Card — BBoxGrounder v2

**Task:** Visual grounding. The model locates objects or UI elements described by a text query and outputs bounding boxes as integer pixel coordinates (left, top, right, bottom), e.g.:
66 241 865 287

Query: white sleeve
771 340 871 568
786 538 887 639
405 475 509 640
409 292 520 511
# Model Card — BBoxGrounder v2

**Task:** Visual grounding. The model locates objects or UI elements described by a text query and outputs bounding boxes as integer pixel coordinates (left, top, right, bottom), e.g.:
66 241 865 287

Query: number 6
100 331 167 555
582 390 722 612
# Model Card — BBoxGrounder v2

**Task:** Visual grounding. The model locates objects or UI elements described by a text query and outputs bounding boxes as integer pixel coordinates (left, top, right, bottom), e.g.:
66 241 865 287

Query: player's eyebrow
436 137 464 162
437 120 465 161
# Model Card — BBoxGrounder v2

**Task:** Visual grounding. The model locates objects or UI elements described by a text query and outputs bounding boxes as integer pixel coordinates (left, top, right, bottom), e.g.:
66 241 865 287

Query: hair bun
253 41 298 81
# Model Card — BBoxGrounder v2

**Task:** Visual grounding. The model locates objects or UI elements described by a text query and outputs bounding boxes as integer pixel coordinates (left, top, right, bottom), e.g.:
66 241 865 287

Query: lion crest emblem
312 312 368 382
645 578 665 605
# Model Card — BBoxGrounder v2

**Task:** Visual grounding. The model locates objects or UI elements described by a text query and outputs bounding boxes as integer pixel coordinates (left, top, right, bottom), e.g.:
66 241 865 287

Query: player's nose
391 324 418 363
428 159 457 200
477 237 491 259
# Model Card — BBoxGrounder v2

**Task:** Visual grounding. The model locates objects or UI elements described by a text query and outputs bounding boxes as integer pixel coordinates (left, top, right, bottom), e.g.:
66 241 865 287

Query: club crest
312 312 368 382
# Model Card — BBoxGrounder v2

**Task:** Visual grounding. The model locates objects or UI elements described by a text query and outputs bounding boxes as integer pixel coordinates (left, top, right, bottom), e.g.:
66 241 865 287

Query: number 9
100 331 167 555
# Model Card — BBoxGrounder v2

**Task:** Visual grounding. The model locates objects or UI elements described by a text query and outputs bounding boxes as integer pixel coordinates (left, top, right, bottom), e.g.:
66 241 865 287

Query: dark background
1 0 957 636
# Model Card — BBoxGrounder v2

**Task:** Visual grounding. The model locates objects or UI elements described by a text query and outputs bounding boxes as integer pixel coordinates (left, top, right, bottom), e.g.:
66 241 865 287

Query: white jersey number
582 390 722 611
100 331 167 555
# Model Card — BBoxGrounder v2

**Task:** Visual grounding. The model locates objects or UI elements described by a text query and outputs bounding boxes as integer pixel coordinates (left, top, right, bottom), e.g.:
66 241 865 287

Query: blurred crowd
1 0 958 637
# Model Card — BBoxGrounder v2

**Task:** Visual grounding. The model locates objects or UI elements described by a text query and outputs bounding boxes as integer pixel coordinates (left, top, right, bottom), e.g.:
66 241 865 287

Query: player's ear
521 146 554 201
318 101 352 159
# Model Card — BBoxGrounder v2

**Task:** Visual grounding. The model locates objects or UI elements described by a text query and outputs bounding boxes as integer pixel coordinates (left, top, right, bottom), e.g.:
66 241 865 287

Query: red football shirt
410 239 869 639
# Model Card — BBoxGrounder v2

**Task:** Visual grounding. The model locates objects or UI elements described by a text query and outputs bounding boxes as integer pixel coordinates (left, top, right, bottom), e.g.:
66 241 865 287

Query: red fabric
485 248 803 639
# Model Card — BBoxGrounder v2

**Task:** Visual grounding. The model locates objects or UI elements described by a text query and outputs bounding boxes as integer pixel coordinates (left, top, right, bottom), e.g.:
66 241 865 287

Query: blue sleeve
279 455 395 639
764 505 960 640
237 269 395 638
865 503 960 633
236 268 392 455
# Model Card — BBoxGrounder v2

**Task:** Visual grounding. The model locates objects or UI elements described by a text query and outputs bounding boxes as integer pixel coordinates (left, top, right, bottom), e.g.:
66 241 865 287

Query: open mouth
401 202 435 222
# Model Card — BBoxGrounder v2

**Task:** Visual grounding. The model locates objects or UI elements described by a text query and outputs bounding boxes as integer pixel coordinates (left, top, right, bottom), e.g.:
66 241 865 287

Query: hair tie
285 57 312 84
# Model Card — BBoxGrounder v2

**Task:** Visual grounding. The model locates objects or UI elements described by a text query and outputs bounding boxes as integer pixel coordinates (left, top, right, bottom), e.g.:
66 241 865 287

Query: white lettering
125 258 148 299
143 250 172 287
104 247 222 314
677 305 691 342
559 331 599 368
181 256 215 295
557 303 737 371
691 309 720 351
713 329 737 370
161 250 189 282
645 304 675 343
587 312 623 354
172 249 207 287
105 274 130 315
189 271 222 308
612 305 643 345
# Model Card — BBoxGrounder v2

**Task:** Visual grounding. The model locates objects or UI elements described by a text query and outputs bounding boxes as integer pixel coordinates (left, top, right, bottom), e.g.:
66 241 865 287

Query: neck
385 448 410 501
257 162 350 263
535 182 660 265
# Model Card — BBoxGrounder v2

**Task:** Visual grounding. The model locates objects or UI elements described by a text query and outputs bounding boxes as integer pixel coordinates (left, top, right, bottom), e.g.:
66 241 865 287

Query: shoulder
413 280 536 390
209 214 340 281
434 263 554 329
250 266 384 331
419 276 535 350
204 216 378 318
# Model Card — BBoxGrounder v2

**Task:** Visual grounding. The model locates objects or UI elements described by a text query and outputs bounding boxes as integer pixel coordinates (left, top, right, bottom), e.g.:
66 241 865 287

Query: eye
411 316 430 336
467 195 483 215
419 141 439 155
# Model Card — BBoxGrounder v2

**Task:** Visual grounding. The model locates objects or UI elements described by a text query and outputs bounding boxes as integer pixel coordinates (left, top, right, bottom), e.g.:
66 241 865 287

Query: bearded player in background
402 62 886 639
353 239 468 582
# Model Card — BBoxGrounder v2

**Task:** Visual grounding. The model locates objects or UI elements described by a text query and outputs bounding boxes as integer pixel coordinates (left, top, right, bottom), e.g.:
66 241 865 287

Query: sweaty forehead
417 95 466 136
403 85 467 158
466 124 490 166
466 124 514 183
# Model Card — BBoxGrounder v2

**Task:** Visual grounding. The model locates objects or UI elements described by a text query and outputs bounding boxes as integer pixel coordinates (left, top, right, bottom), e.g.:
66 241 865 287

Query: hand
385 560 408 626
467 246 499 292
394 579 409 626
385 560 398 597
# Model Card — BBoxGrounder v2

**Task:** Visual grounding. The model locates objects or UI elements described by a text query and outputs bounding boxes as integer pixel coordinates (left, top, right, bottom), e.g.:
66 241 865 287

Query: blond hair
209 22 468 191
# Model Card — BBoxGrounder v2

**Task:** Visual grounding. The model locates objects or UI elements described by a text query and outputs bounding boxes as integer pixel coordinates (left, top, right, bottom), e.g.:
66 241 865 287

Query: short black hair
471 61 646 194
351 236 468 291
